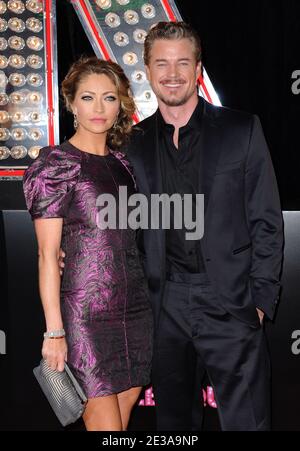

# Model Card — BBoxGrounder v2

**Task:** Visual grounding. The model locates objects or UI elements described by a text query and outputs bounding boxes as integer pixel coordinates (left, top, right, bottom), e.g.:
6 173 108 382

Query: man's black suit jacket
126 97 283 330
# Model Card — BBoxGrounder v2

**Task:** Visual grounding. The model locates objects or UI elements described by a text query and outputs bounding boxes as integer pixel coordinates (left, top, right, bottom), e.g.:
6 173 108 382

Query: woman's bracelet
43 329 65 339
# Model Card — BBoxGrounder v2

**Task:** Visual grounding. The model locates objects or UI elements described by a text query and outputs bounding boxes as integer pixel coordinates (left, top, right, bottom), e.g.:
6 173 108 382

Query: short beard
157 91 194 107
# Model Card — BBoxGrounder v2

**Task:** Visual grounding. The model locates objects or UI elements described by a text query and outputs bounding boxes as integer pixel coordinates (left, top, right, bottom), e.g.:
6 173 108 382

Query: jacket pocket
232 243 252 255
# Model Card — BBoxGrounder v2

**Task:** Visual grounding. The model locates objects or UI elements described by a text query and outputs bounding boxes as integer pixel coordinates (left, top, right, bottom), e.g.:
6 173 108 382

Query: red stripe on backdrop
77 0 111 61
198 75 213 104
161 0 177 21
132 113 140 124
45 0 55 145
0 170 25 177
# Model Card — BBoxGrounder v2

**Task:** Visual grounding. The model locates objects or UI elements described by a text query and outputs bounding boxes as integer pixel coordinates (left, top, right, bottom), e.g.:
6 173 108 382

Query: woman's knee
118 387 142 407
83 394 122 431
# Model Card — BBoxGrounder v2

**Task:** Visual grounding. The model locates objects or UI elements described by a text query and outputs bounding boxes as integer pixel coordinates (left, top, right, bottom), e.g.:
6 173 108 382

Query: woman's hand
42 337 68 372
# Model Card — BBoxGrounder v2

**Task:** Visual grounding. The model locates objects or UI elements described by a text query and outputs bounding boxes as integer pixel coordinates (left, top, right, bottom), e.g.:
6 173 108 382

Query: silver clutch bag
33 359 87 426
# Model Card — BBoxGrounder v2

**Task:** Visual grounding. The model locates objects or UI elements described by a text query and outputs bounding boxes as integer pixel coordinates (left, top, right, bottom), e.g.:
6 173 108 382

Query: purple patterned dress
23 141 153 398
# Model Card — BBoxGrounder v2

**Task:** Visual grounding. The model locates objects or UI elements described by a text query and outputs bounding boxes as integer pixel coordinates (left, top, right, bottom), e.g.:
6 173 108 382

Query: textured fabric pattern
23 141 153 398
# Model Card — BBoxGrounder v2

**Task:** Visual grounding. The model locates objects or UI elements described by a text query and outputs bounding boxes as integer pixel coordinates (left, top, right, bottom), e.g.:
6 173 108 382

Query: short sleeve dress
23 141 153 398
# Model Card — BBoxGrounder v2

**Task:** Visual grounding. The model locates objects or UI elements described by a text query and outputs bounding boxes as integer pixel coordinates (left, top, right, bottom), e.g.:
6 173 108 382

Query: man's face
145 38 201 107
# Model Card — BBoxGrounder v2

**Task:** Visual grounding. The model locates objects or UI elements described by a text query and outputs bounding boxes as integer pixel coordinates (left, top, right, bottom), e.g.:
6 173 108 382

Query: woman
23 57 153 431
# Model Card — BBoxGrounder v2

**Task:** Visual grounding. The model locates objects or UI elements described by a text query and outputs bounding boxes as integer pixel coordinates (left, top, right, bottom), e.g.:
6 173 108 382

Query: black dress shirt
157 98 206 273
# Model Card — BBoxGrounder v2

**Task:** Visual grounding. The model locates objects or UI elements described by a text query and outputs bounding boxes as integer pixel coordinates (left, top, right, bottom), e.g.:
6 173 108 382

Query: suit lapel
140 113 166 266
141 113 164 195
198 102 223 214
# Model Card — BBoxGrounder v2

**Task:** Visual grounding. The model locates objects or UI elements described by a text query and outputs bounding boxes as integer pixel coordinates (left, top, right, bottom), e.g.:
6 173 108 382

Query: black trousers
152 273 271 431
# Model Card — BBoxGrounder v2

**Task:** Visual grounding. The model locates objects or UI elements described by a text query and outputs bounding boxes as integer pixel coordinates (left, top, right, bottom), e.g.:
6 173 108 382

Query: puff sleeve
23 145 81 219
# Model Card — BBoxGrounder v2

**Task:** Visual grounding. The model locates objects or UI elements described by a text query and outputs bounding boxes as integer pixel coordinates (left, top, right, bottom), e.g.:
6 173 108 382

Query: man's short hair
144 21 202 66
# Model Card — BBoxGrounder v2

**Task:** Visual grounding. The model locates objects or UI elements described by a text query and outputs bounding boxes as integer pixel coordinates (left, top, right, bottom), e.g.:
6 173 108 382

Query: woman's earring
73 114 78 130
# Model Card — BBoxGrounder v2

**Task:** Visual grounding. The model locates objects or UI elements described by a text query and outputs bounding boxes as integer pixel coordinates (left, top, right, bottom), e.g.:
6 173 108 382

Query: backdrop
1 0 300 211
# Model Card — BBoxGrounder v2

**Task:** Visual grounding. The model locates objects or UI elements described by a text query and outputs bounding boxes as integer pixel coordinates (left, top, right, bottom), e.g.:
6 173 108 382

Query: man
126 22 283 431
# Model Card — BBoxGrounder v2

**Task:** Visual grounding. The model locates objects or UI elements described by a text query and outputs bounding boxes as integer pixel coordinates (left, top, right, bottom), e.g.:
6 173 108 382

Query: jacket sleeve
245 115 283 320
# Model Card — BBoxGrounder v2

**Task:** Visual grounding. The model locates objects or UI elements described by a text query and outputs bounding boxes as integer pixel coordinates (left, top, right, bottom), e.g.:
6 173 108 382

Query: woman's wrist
43 328 65 339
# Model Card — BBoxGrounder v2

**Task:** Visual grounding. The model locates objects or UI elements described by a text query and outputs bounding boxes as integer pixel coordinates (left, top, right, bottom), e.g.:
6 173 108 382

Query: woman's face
71 73 120 135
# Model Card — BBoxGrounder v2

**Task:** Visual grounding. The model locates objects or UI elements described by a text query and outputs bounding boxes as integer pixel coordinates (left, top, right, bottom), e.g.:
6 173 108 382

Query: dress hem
84 378 152 399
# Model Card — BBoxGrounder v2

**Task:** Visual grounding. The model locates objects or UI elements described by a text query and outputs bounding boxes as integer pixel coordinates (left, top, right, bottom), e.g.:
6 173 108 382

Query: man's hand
58 248 65 276
256 308 265 325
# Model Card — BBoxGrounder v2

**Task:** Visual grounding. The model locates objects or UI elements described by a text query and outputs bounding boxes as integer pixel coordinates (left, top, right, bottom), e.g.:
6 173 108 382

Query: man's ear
145 65 151 82
196 62 202 81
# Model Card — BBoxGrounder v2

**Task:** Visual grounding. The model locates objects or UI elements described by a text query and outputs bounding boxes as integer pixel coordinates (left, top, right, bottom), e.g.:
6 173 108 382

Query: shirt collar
156 96 204 133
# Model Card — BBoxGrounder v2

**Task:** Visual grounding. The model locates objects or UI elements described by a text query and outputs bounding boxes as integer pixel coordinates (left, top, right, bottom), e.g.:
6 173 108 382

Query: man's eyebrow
154 58 192 62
